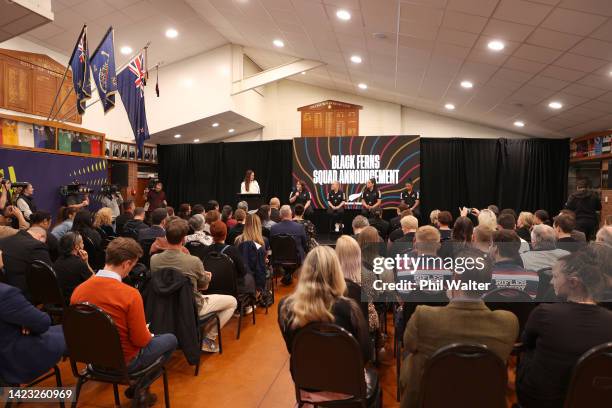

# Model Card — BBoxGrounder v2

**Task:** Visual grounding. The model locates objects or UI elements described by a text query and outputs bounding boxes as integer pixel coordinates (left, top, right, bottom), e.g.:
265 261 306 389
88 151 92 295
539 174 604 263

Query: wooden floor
35 281 519 407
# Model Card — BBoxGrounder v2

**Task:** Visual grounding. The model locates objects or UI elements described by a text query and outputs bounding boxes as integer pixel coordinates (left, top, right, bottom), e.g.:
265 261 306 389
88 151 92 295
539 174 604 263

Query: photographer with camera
100 185 123 222
143 180 167 214
15 182 36 222
0 177 12 211
0 205 29 239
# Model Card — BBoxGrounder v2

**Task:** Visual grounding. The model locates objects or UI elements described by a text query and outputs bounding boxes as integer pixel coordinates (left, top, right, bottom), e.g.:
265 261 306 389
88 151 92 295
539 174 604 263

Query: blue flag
90 27 117 113
117 53 150 157
68 25 91 115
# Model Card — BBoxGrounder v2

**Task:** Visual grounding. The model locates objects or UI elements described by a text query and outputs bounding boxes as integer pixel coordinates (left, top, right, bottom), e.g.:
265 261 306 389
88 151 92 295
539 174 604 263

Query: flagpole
47 24 86 121
49 84 75 122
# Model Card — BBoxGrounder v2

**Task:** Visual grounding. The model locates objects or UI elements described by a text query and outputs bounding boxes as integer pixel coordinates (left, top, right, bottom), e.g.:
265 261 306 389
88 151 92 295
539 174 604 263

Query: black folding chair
483 288 535 337
270 234 300 283
138 238 156 269
62 303 171 408
203 251 255 340
536 267 553 301
291 323 382 408
418 343 507 408
82 235 105 271
564 342 612 408
1 366 64 408
26 260 66 322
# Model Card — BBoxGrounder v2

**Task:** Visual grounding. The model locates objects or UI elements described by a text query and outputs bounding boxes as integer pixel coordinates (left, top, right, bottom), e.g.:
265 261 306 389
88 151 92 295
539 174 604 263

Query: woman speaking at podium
241 169 260 194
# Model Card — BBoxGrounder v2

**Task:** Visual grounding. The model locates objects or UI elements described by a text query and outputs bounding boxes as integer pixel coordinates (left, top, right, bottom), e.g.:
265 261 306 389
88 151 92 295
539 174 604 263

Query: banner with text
292 136 420 209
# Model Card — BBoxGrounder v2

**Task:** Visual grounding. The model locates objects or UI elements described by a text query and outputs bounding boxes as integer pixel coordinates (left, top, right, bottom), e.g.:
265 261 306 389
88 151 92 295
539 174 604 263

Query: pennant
91 27 118 113
68 25 92 115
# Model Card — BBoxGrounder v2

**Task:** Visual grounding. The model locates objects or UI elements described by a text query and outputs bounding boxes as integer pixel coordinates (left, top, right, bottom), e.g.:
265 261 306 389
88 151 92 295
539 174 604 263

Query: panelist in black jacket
361 178 381 216
289 180 312 216
327 181 346 233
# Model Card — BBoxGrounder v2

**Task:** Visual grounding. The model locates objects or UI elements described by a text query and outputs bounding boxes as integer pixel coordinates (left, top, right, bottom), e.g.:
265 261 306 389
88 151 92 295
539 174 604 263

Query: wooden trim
298 99 363 111
571 130 612 143
0 144 105 159
0 111 104 137
570 153 612 163
107 157 158 165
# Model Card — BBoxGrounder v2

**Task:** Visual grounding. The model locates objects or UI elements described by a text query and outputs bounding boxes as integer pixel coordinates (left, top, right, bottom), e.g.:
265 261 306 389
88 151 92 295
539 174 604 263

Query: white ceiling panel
483 19 535 42
447 0 500 18
554 53 608 72
513 43 563 64
493 0 553 25
540 8 607 36
504 56 546 73
558 0 612 17
527 28 583 51
442 10 488 33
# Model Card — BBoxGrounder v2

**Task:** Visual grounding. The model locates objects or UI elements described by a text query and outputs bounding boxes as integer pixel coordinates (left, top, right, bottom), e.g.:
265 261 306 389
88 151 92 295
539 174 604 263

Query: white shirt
96 269 122 282
240 180 260 194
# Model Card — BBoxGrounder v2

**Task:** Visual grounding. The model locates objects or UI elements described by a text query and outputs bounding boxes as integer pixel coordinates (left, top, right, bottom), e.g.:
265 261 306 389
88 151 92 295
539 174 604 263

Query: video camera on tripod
60 181 92 206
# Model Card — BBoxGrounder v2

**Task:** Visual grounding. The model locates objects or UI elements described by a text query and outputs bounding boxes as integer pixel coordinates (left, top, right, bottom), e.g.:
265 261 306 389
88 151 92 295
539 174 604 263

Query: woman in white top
240 169 260 194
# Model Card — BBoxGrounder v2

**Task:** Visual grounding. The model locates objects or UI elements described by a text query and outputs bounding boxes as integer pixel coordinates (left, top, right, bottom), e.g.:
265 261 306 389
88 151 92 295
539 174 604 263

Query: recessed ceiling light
460 80 473 89
165 28 178 39
273 39 284 48
120 46 132 55
548 101 563 109
487 40 505 51
358 83 368 90
336 9 351 21
301 71 306 75
445 103 455 110
228 128 235 133
514 121 525 127
350 55 362 64
174 134 181 138
211 122 219 127
193 139 200 143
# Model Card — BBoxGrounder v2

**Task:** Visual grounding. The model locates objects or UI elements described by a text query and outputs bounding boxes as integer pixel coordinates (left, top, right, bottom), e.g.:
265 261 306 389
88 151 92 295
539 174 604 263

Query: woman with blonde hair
335 235 379 332
517 211 534 242
429 209 440 227
235 214 270 305
278 246 370 361
93 207 116 239
477 208 498 232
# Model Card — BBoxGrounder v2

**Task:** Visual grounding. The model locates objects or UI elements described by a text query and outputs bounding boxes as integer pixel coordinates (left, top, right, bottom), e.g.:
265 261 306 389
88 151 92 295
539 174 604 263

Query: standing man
565 179 601 240
400 180 420 218
144 181 167 216
326 181 346 233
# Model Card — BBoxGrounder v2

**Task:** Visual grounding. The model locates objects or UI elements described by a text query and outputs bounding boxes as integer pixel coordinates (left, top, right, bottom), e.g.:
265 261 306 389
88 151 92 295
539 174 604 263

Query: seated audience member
521 224 569 271
177 203 191 220
0 205 29 239
0 226 51 297
150 216 190 256
491 230 538 299
477 208 498 232
429 209 440 227
558 209 586 242
192 204 205 216
351 215 369 239
205 200 220 213
54 232 94 301
200 221 255 296
0 270 66 385
150 219 236 353
233 216 268 303
487 204 500 218
534 209 550 226
71 238 178 403
452 216 473 244
257 204 276 230
358 227 393 304
553 213 580 253
368 207 390 241
227 209 246 246
204 210 221 233
278 245 370 361
516 211 534 242
590 242 612 300
500 208 517 219
293 204 317 252
497 212 529 253
336 235 379 336
166 206 175 217
389 209 414 242
94 207 117 240
122 207 147 238
138 208 168 242
437 210 453 241
388 215 418 257
115 200 135 236
596 225 612 246
517 248 612 408
237 201 248 213
221 205 237 229
472 226 494 255
400 247 518 408
72 210 104 269
185 214 212 246
30 211 59 261
390 204 410 232
269 197 282 223
271 205 307 285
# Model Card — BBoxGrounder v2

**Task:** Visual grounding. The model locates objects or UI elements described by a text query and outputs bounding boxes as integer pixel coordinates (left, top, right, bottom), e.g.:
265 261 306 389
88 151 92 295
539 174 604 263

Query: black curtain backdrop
158 140 293 209
420 138 569 221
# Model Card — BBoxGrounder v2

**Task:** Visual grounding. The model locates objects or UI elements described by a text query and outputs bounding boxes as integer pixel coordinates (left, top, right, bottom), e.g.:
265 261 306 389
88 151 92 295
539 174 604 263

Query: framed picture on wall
111 142 121 158
152 147 157 162
128 145 136 160
144 147 152 161
120 144 128 159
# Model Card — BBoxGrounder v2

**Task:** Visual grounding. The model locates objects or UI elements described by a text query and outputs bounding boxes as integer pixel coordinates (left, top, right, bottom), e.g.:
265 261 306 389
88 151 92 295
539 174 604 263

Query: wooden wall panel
4 60 32 113
33 71 57 117
298 100 362 137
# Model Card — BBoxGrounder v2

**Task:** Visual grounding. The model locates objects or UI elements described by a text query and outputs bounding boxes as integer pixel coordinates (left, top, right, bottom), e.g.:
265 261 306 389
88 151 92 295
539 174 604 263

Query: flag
117 53 150 157
91 27 118 113
68 25 91 115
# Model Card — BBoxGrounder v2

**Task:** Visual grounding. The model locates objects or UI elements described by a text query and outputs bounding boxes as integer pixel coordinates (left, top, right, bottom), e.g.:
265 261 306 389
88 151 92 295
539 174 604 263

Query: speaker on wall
111 162 129 187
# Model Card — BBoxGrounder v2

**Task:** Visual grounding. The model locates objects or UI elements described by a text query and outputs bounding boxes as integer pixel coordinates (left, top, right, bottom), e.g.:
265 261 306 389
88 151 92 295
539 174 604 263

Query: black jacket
142 267 200 366
0 230 52 299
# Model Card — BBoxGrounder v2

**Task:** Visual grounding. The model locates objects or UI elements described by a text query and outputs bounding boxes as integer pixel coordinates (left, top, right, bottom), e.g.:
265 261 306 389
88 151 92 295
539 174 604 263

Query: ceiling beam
231 58 325 95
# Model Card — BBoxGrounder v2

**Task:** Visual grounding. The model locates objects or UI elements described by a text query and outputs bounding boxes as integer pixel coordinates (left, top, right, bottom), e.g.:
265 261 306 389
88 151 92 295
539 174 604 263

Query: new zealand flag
68 25 91 115
117 53 150 157
91 27 117 113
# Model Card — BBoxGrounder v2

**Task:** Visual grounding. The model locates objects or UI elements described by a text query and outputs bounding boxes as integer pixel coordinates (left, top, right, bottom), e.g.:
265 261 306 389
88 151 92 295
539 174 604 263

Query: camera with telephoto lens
147 178 159 190
11 182 30 189
100 184 119 196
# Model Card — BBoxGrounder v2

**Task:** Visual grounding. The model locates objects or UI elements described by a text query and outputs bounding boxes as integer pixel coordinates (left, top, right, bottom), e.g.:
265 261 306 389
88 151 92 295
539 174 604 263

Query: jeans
127 333 178 373
198 294 237 340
